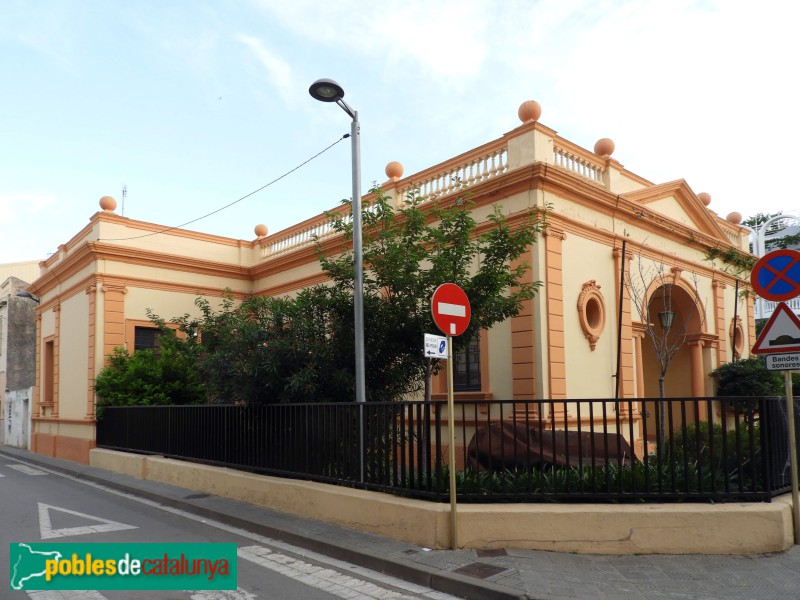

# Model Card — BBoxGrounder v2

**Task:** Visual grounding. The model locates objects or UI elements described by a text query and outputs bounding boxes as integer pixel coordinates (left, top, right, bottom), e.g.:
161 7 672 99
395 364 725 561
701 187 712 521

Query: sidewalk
2 446 799 600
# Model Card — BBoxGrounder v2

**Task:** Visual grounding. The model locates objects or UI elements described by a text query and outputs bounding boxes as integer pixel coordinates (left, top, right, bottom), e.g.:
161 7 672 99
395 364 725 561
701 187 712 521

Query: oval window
577 281 606 351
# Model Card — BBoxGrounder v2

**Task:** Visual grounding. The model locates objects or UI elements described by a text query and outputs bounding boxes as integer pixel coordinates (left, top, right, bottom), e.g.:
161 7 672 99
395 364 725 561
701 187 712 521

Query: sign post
786 369 800 544
751 249 800 543
431 283 471 550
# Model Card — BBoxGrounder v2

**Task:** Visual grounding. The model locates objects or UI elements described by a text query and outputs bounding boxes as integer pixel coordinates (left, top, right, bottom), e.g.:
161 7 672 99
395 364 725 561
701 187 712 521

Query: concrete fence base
90 448 794 555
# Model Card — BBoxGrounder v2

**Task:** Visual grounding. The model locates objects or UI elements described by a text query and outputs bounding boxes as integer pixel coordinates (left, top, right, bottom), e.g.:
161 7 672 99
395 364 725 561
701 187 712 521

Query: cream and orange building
23 100 753 464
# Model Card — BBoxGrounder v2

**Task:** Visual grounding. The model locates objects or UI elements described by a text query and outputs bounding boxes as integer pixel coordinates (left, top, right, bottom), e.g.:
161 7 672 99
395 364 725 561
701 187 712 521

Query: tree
318 185 547 401
624 254 706 444
114 185 546 407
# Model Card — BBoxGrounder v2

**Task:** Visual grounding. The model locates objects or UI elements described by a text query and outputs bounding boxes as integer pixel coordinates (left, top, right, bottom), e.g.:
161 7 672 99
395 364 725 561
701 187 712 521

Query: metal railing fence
96 396 795 502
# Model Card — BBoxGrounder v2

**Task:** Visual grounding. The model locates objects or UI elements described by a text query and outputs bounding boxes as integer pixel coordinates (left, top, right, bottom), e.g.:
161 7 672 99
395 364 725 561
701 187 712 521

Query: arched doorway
638 278 706 440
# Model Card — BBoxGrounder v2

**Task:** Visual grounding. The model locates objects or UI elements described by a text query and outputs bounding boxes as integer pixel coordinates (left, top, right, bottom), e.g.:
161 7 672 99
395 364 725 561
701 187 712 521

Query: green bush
711 357 784 396
663 420 762 491
94 346 206 414
429 421 765 500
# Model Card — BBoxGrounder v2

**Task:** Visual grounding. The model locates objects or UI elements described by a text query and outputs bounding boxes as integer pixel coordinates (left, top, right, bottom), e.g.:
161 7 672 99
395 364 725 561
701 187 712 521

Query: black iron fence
96 396 797 502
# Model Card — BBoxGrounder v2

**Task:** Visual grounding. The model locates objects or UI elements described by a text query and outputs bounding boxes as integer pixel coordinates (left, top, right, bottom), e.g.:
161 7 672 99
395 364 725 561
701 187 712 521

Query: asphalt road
0 456 457 600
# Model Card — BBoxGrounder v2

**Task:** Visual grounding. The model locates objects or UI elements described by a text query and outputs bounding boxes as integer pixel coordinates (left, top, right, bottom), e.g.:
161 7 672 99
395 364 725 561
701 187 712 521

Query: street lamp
16 290 40 304
309 78 366 481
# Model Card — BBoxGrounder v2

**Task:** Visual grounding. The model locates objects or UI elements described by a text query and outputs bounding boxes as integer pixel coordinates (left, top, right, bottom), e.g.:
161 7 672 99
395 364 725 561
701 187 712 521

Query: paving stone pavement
2 446 799 600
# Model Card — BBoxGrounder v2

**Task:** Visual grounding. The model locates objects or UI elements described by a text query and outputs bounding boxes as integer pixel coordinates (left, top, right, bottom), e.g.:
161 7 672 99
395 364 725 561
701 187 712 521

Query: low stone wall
90 448 794 555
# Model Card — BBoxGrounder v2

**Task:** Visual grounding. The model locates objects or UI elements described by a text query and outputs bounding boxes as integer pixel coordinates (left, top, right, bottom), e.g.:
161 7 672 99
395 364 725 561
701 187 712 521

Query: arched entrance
637 278 707 440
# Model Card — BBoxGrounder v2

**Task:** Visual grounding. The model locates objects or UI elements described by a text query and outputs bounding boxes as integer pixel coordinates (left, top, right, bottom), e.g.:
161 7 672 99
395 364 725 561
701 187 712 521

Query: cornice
89 241 252 280
93 211 256 248
95 273 250 299
622 180 732 242
28 243 94 296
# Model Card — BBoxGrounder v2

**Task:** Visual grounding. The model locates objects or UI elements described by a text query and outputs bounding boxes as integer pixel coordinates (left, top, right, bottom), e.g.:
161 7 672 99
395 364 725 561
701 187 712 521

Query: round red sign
431 283 471 337
750 249 800 302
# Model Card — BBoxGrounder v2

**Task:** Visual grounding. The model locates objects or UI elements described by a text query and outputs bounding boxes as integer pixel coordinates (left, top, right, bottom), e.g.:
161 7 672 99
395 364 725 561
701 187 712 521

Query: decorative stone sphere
726 212 743 225
594 138 615 157
518 100 542 123
99 196 117 212
385 161 404 181
254 224 268 238
698 192 711 206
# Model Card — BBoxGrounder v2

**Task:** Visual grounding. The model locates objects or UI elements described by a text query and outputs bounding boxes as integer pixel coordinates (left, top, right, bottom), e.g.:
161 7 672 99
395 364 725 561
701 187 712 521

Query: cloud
0 2 76 67
0 193 58 225
235 33 295 103
247 0 488 86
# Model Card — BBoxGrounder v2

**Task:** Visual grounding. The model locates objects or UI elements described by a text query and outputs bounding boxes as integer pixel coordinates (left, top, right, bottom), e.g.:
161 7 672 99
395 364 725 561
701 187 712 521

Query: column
86 284 97 419
101 284 127 363
543 229 567 424
689 340 708 420
51 303 60 418
612 244 635 399
712 280 727 365
511 246 538 417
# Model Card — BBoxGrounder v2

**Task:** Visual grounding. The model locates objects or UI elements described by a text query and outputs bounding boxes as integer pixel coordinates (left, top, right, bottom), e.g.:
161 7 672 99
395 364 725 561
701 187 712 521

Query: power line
99 134 348 242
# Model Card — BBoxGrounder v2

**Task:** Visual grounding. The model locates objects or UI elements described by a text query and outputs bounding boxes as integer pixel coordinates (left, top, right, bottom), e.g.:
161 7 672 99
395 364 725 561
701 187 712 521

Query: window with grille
134 326 161 356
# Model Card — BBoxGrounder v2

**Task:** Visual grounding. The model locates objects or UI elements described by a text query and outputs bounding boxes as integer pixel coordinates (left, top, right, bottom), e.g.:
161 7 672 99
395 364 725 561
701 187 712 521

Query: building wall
1 276 37 449
4 388 32 448
58 293 89 421
0 261 41 285
6 297 37 390
561 234 618 399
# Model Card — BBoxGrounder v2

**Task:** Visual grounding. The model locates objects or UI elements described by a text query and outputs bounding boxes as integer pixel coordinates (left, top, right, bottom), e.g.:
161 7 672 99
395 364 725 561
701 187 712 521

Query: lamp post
309 78 366 482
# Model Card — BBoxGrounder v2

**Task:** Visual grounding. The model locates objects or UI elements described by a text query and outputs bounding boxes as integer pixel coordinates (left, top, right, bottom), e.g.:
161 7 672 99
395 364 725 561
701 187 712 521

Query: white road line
4 456 457 600
239 545 417 600
8 464 48 476
190 588 258 599
27 591 108 599
38 502 138 539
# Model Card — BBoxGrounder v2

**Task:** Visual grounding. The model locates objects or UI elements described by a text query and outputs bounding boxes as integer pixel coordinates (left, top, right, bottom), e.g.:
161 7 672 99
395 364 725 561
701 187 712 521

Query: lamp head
658 310 675 331
309 78 345 102
16 290 40 304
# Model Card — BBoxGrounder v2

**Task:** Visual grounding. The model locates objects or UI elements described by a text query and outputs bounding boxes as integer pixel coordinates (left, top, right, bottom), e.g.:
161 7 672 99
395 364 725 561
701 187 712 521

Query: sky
2 0 799 264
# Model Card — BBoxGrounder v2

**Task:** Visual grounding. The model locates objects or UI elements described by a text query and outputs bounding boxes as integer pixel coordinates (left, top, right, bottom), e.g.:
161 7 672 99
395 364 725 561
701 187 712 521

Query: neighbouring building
0 271 39 448
752 214 800 320
23 100 754 464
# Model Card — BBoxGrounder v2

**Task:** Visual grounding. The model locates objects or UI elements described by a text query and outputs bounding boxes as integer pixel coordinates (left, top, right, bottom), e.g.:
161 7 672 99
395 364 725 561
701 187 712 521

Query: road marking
190 588 257 599
27 592 108 599
8 464 48 476
3 456 456 599
239 545 420 600
39 502 138 539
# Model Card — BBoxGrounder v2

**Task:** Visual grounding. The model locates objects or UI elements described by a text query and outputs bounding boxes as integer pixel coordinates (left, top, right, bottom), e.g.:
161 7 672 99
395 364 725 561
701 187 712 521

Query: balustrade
553 144 605 184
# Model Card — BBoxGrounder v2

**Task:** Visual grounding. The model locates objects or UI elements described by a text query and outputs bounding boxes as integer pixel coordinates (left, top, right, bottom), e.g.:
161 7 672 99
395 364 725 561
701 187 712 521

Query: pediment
622 180 733 244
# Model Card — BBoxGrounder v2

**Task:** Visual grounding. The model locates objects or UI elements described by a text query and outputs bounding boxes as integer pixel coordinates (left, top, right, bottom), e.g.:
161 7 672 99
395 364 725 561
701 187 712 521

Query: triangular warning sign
752 302 800 354
38 503 137 539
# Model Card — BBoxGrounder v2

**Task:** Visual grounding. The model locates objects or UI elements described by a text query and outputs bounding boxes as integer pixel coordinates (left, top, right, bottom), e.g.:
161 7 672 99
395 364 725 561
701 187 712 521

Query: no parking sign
750 249 800 302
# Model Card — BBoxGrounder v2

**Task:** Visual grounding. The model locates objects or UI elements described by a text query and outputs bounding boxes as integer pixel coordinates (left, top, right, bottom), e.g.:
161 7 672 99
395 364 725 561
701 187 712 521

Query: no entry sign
431 283 471 337
751 249 800 302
